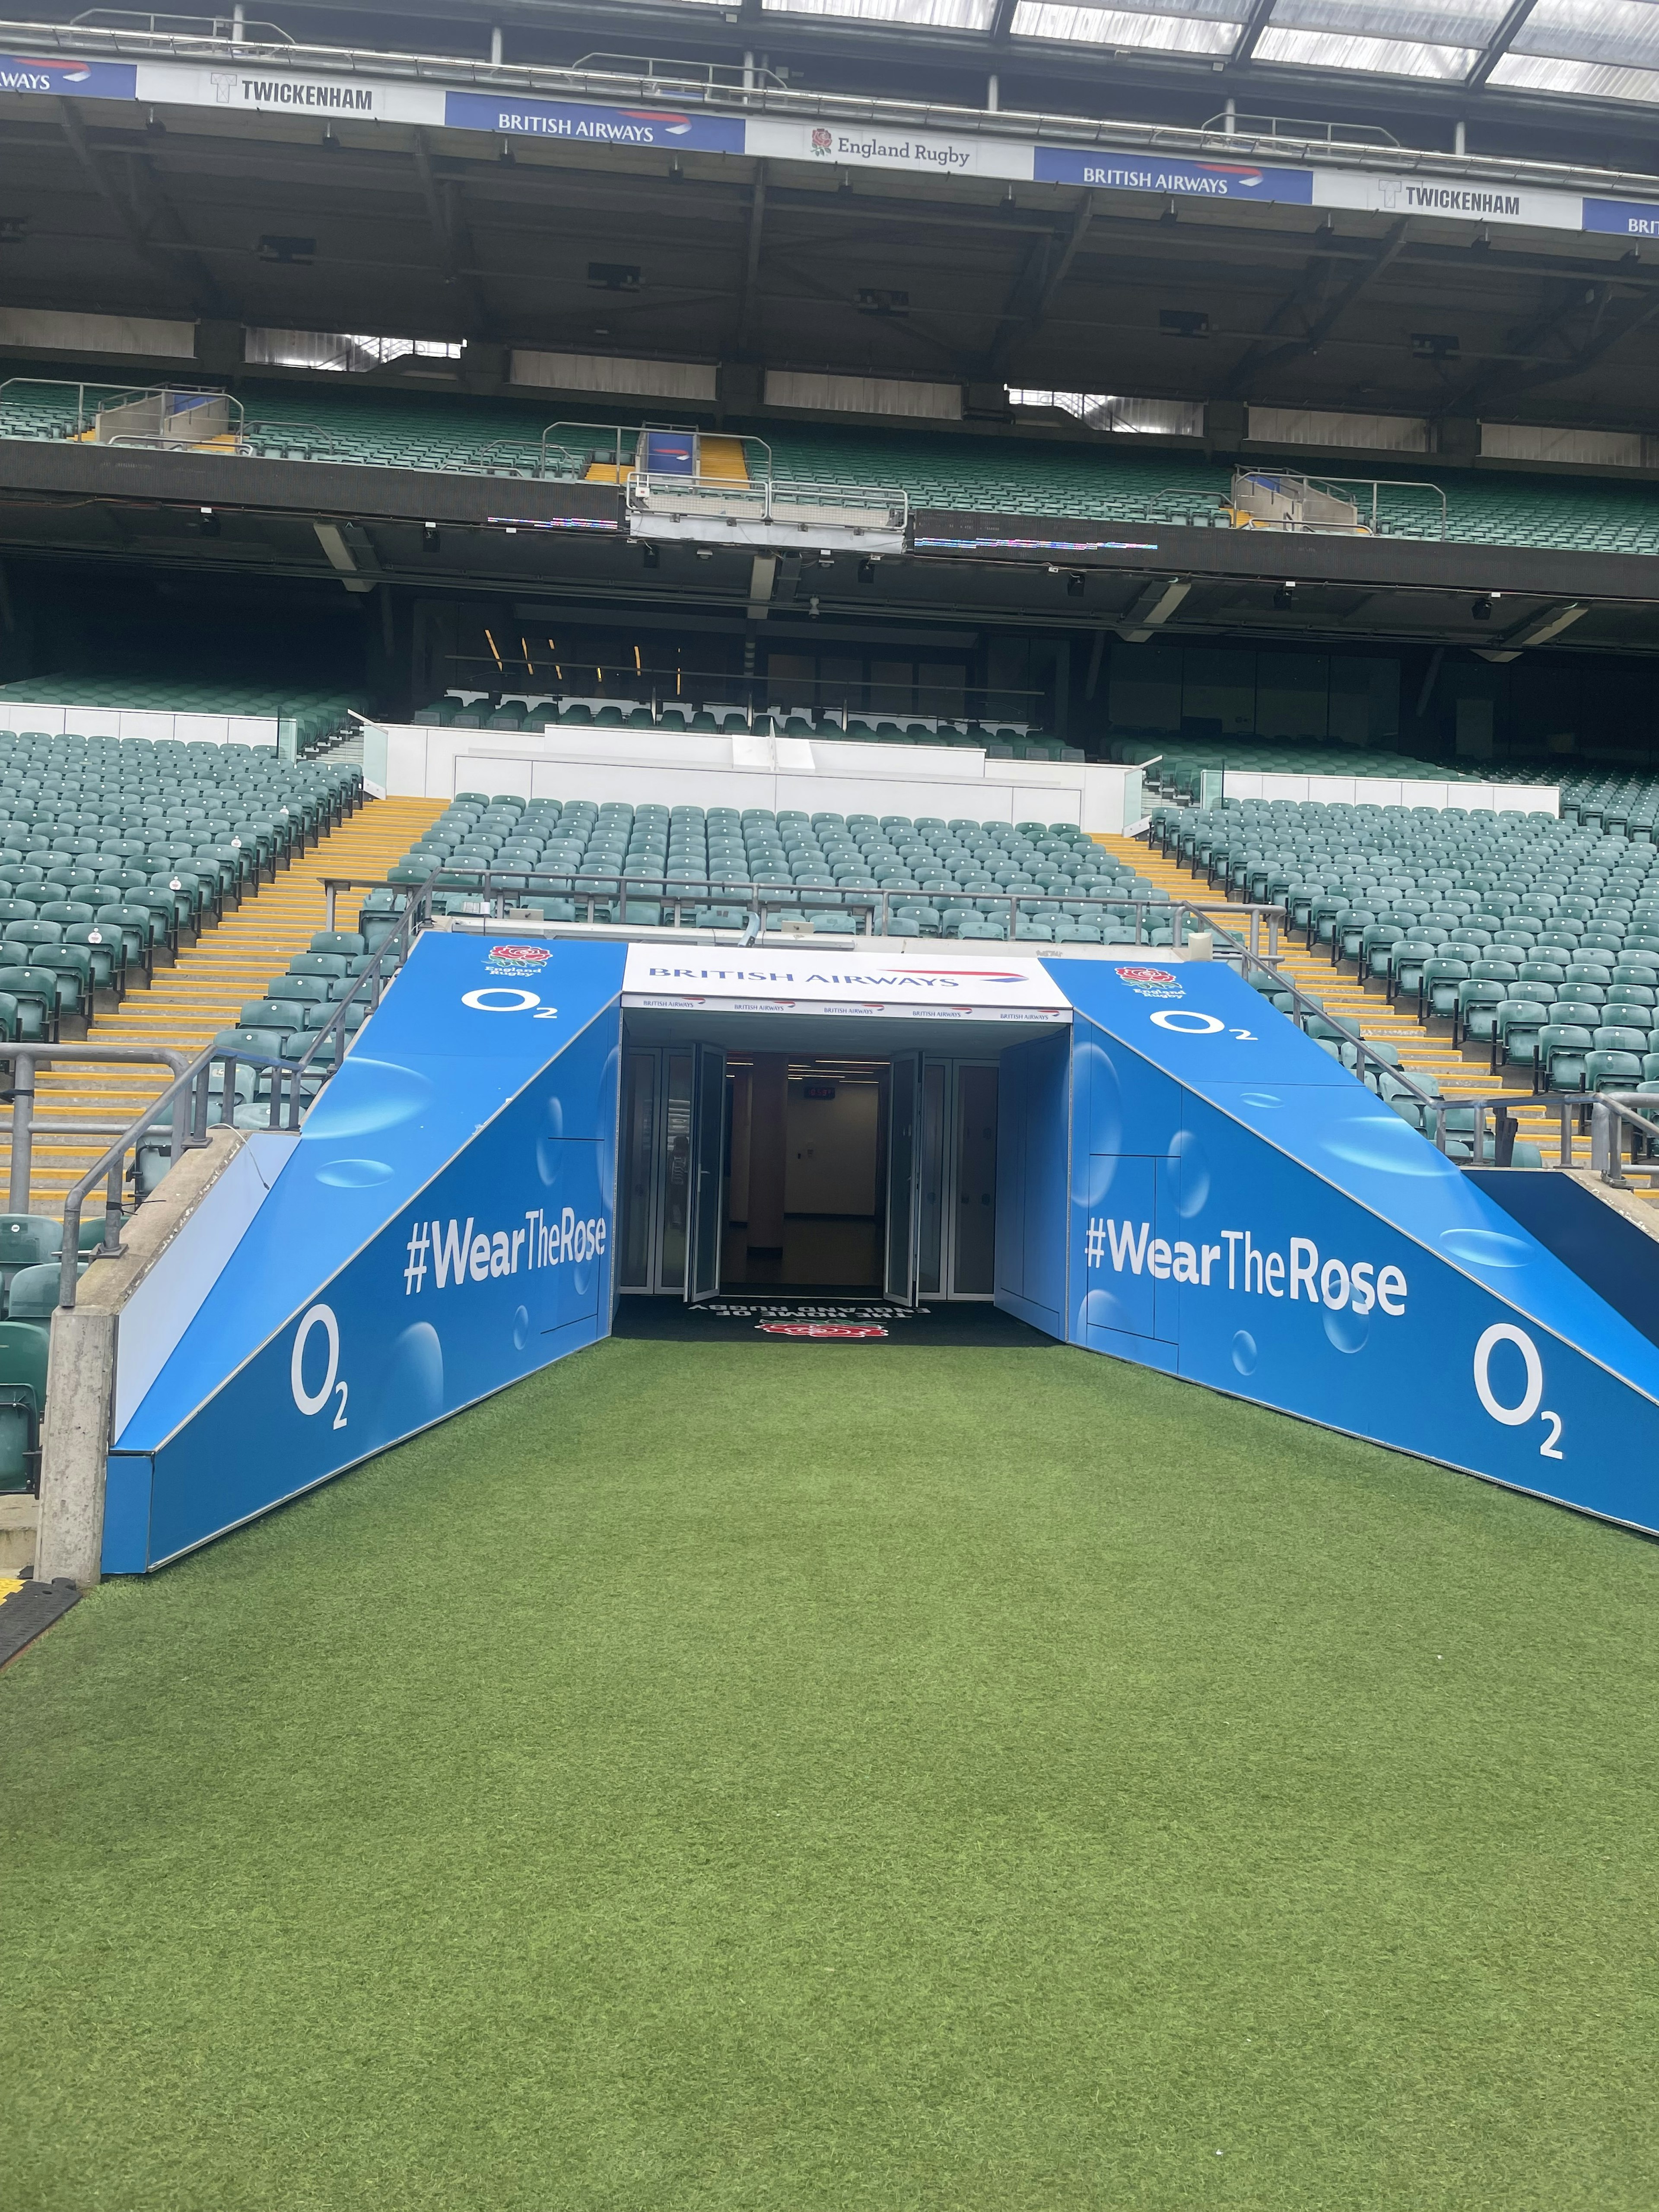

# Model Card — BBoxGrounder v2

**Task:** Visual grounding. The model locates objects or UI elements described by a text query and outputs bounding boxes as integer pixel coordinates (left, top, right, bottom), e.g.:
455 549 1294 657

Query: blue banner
1582 196 1659 238
1046 956 1659 1535
444 89 745 151
1033 149 1314 203
105 934 627 1570
0 52 135 99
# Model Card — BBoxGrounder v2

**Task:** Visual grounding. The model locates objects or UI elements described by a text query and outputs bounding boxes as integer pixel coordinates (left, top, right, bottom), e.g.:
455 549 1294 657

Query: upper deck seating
3 381 1658 560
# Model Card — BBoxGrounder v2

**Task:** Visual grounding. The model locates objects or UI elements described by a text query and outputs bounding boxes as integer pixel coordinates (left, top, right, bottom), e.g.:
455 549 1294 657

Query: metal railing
626 472 909 532
416 867 1521 1158
71 9 294 36
56 877 419 1309
1231 469 1449 542
0 377 148 441
0 1043 195 1218
569 51 788 91
1573 1090 1659 1188
1199 111 1400 149
322 868 1287 959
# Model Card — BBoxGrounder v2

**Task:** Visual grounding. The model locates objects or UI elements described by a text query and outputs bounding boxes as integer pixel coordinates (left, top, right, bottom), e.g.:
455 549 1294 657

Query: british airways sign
619 943 1072 1018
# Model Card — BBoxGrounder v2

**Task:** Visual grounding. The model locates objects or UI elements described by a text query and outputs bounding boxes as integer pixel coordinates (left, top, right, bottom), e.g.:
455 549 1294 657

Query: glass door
617 1048 695 1295
685 1042 727 1304
884 1052 922 1306
918 1060 947 1298
951 1063 998 1297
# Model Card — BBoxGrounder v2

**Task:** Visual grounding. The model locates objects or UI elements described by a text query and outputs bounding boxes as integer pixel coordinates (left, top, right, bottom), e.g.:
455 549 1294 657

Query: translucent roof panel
1012 0 1242 47
1254 24 1479 70
1267 0 1509 38
760 0 996 23
1509 0 1659 67
1488 48 1659 95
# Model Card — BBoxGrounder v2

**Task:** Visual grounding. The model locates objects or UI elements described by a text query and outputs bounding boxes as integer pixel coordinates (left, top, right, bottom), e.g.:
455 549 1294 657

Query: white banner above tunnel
621 945 1073 1021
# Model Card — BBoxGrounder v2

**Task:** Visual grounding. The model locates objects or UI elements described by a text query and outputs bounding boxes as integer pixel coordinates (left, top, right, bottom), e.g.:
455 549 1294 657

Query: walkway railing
55 880 424 1309
0 1043 195 1217
321 870 1287 957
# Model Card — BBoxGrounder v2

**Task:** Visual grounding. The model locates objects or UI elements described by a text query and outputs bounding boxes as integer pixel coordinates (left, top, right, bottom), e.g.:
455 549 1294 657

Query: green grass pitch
3 1336 1657 2210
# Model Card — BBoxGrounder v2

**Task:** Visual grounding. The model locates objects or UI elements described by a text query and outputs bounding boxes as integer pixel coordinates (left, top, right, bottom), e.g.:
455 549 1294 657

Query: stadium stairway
1096 829 1598 1174
10 797 442 1213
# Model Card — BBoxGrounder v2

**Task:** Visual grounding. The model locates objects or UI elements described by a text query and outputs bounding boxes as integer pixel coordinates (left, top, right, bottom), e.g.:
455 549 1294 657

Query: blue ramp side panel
1046 954 1659 1535
108 932 626 1570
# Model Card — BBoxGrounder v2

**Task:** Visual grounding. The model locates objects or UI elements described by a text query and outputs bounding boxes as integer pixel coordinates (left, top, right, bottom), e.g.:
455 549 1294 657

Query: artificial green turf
4 1338 1658 2211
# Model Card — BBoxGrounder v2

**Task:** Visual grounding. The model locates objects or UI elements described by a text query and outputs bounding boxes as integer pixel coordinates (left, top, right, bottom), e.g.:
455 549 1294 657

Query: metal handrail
0 1043 194 1219
1232 467 1449 541
71 9 295 37
569 50 788 91
57 887 423 1309
1579 1090 1659 1188
0 376 151 440
404 860 1497 1146
322 868 1289 958
1199 111 1400 149
626 472 910 526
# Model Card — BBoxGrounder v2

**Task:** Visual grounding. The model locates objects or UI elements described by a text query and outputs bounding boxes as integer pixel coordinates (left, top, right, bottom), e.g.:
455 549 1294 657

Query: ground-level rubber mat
0 1576 80 1667
611 1297 1058 1346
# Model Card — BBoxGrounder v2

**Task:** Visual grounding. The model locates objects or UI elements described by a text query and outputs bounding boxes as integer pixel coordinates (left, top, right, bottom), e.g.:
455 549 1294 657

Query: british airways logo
0 54 135 97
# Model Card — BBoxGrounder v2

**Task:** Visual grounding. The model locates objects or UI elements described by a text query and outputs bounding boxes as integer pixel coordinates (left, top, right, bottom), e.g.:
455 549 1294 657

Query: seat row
387 794 1165 938
411 694 1078 763
0 744 362 1038
1154 790 1659 1102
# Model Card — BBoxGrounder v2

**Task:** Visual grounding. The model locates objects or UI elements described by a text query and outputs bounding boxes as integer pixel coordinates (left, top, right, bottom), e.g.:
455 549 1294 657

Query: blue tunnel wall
104 934 627 1571
1026 954 1659 1536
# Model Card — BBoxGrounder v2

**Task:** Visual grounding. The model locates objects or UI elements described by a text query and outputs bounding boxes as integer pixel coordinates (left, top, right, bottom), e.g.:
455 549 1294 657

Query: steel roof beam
1230 0 1280 66
1465 0 1540 91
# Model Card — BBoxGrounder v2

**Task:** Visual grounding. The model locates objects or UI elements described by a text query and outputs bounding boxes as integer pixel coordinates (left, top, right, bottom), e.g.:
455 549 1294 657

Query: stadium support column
737 165 768 360
35 1306 117 1586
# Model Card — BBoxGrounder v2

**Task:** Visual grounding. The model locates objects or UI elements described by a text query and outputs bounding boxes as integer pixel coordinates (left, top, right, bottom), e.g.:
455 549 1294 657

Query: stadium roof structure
7 13 1659 425
3 7 1659 667
117 0 1659 142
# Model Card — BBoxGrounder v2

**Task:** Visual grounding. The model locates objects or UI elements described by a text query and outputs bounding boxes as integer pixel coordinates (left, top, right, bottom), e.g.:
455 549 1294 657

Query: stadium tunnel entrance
616 1001 1068 1306
92 929 1659 1572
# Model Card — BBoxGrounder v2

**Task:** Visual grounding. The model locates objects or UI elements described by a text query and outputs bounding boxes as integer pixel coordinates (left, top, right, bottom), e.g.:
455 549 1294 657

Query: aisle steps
8 798 442 1212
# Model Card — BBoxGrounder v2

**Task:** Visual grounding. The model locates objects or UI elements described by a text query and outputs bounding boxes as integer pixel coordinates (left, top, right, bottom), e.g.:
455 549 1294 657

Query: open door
885 1051 922 1306
685 1042 727 1304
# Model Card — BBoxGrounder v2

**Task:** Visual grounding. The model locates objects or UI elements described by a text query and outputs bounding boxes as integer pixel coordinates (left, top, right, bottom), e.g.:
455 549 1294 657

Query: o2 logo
1150 1009 1256 1042
1473 1322 1563 1460
461 987 559 1019
292 1302 349 1431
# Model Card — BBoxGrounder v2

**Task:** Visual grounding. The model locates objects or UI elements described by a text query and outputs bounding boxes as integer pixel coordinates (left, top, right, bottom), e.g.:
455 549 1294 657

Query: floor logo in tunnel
757 1322 888 1339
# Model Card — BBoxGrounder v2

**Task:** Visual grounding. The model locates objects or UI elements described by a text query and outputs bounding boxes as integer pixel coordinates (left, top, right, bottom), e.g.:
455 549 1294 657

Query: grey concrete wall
35 1129 247 1586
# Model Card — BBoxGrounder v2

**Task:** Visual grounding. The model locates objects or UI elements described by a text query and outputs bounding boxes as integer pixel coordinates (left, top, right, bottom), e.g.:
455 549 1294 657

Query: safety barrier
324 868 1286 955
55 883 421 1309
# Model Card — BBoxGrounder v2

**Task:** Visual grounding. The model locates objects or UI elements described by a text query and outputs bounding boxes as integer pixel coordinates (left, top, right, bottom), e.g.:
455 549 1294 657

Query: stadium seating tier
4 380 1658 559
